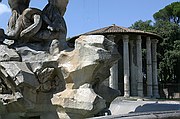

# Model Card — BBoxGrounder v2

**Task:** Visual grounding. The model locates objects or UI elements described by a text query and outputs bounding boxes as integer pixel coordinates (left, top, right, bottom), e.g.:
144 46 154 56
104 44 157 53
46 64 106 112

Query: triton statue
6 0 68 51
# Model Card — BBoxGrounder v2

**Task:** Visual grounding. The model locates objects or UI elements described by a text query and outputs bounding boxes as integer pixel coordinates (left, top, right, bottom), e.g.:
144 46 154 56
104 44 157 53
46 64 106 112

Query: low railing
159 83 180 99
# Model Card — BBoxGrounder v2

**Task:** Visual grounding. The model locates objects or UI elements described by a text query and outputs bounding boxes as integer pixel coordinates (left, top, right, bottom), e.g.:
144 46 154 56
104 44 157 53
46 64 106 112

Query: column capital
123 35 129 42
107 35 115 41
136 35 142 43
152 39 158 44
137 35 142 39
146 36 151 42
129 40 134 44
146 37 151 47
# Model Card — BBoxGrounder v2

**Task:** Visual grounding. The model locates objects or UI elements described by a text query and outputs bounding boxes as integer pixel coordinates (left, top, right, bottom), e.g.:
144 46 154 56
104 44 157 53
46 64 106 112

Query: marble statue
6 0 31 40
6 0 68 51
0 0 120 119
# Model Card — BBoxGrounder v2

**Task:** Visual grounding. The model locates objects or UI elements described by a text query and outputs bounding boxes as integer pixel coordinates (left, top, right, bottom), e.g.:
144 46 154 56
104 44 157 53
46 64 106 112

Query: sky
0 0 179 37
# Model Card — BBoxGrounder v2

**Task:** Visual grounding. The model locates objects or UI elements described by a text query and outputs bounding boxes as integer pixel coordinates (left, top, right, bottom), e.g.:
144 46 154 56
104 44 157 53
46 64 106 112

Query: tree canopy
130 20 154 32
153 2 180 24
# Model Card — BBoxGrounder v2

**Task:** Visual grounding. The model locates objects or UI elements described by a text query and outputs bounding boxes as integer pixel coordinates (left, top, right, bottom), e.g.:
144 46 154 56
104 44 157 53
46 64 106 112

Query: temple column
130 40 138 96
109 63 119 90
108 35 119 90
136 35 143 97
123 35 130 97
146 37 153 97
152 39 160 98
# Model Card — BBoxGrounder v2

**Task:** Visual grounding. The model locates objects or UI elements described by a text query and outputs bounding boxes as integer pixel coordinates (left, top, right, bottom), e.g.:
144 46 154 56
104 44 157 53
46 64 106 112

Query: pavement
109 97 180 115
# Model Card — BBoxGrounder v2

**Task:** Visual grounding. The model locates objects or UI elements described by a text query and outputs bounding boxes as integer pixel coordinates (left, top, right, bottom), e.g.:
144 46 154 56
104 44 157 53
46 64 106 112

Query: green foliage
156 20 180 83
153 2 180 24
130 20 154 32
154 20 180 41
159 46 180 82
154 20 180 57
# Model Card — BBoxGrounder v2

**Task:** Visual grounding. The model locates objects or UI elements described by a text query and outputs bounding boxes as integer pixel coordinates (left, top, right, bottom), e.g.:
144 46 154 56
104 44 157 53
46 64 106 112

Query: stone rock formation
51 35 120 118
0 0 120 119
0 45 20 61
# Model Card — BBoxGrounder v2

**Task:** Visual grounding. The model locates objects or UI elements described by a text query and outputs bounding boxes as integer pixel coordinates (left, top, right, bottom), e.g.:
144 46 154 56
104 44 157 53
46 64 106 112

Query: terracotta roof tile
68 24 163 43
85 24 153 35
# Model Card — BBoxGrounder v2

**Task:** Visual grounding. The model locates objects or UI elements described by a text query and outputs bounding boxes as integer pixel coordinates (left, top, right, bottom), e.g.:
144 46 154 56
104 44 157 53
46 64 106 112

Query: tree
153 19 180 83
153 2 180 24
130 20 154 32
153 20 180 54
159 40 180 83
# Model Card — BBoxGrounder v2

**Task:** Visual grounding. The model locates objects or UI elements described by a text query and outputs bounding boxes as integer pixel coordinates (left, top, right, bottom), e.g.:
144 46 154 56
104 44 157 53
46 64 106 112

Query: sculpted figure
6 0 31 39
33 0 69 50
8 0 30 15
0 0 68 106
6 0 43 42
54 0 69 16
6 0 44 43
6 0 69 51
0 29 5 43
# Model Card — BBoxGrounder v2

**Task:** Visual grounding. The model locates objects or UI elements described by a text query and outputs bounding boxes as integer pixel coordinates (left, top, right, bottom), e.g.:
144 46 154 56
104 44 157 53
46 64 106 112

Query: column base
124 94 130 98
124 92 130 97
153 94 160 99
147 85 153 97
138 91 144 97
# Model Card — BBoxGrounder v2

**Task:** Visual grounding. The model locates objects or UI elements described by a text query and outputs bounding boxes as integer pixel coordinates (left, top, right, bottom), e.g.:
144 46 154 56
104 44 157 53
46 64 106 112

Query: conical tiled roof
68 24 162 43
85 24 143 34
84 24 161 38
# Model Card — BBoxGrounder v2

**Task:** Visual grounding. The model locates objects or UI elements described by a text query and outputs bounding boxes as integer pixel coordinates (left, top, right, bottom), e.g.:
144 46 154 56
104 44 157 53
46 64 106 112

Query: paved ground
89 110 180 119
88 97 180 119
109 97 180 115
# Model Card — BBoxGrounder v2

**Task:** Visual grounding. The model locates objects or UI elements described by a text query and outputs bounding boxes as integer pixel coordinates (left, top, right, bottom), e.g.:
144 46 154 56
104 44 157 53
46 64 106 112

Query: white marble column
108 35 119 90
109 63 119 90
152 39 160 98
136 35 143 97
130 40 138 96
146 37 153 97
123 35 130 97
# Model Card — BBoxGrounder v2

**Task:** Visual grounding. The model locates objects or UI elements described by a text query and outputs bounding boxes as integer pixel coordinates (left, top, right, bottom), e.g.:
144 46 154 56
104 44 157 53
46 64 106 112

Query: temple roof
84 24 161 37
85 24 146 34
68 24 163 43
